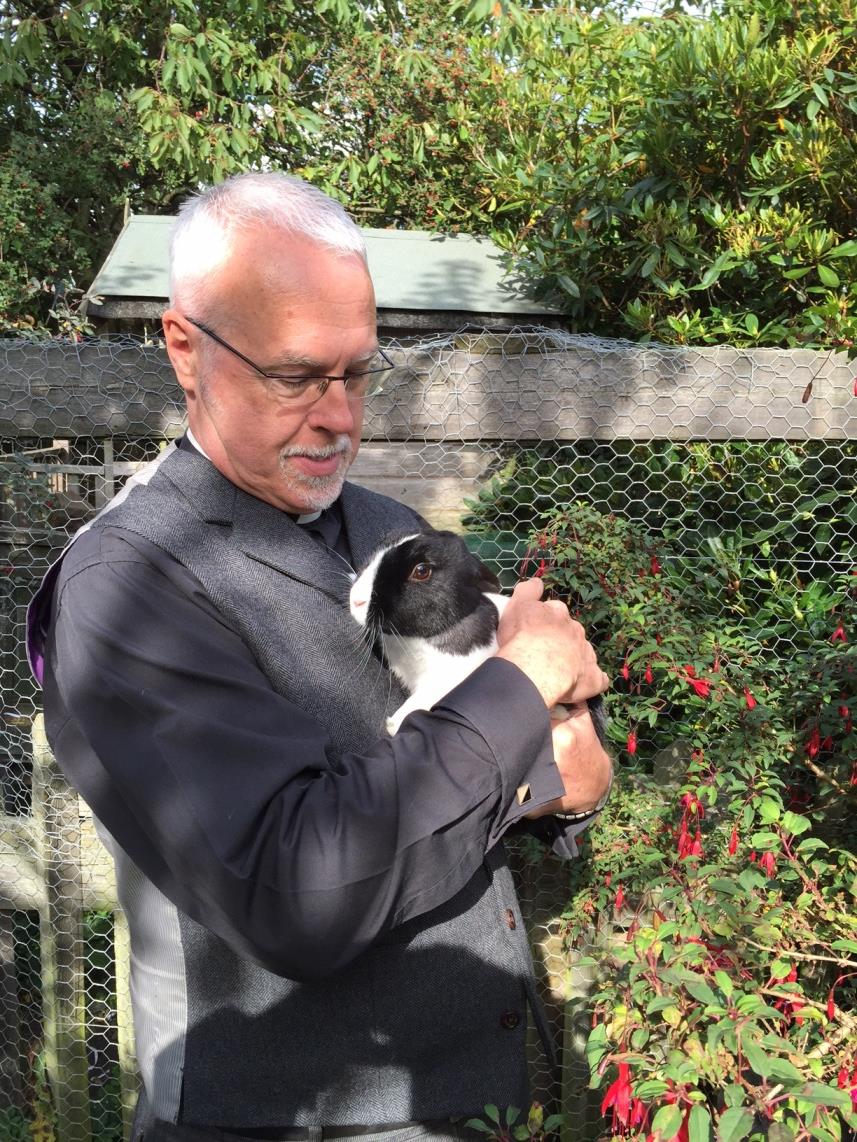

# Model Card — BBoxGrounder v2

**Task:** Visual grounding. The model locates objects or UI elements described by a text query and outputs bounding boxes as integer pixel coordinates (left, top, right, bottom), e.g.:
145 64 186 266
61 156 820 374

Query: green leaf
781 810 811 835
652 1104 685 1141
558 275 581 299
636 1079 670 1100
685 979 721 1007
795 1083 852 1109
717 1107 754 1142
741 1038 772 1078
714 971 734 999
463 1120 494 1135
689 1105 712 1142
817 264 840 287
828 240 857 258
766 1057 805 1084
758 796 780 824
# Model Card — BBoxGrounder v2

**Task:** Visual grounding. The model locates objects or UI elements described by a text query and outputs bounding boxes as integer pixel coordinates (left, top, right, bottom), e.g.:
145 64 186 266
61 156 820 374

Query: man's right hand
495 578 609 710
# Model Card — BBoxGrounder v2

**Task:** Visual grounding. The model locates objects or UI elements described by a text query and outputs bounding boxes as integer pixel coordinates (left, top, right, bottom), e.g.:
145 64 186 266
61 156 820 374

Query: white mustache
280 436 353 462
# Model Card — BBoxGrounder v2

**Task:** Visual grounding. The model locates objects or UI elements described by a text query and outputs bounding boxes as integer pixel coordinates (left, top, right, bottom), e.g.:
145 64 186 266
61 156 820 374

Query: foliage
3 0 856 349
466 1102 565 1140
522 501 856 1142
463 440 856 571
453 0 857 352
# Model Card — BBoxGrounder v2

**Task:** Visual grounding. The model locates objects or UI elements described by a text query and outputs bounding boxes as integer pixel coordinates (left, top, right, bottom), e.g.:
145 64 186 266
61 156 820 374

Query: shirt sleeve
43 528 565 981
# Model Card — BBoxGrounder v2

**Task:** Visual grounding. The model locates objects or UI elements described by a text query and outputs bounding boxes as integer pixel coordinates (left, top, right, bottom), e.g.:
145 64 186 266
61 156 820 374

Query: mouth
289 453 347 478
282 442 351 481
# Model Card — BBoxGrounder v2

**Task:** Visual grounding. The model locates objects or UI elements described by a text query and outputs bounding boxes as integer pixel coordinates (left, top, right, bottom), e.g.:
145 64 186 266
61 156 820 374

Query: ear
162 308 203 400
472 555 502 594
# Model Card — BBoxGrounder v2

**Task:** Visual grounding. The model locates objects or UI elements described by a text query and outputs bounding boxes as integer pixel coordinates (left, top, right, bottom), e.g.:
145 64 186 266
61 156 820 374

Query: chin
286 474 347 514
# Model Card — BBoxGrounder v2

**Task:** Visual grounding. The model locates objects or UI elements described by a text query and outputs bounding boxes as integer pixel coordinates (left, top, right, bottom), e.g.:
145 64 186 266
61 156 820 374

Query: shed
84 215 562 336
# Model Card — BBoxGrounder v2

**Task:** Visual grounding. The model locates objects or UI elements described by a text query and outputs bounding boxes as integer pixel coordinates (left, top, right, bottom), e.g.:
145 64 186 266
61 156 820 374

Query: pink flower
645 663 653 684
831 624 847 643
615 885 625 910
759 850 777 877
627 730 637 755
744 687 757 710
728 825 739 856
621 659 630 681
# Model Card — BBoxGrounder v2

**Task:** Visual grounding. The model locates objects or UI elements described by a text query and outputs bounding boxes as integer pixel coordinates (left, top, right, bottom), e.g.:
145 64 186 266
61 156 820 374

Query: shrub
527 502 856 1142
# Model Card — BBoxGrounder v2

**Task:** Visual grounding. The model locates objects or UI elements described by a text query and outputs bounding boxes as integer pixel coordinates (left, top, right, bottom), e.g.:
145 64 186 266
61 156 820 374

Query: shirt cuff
430 657 565 840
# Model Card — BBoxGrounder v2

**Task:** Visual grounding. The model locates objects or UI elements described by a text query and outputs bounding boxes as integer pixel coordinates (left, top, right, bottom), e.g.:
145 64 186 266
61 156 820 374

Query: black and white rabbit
349 528 607 740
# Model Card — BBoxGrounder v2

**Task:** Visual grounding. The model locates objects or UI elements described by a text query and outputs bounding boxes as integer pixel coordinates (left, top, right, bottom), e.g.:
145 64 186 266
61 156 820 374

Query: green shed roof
87 214 558 317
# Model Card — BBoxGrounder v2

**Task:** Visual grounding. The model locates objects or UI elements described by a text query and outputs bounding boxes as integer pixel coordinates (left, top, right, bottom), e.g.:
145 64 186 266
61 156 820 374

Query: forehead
224 230 374 316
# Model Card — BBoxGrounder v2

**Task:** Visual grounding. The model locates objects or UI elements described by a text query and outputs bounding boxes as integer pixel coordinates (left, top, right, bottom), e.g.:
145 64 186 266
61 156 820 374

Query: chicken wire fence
1 327 855 1142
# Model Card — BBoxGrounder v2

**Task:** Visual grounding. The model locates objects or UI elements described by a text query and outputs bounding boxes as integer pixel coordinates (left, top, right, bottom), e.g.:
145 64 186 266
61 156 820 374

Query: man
29 172 611 1141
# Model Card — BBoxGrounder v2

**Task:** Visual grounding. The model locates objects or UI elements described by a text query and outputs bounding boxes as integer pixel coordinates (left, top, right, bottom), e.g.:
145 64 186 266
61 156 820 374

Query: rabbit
349 528 607 740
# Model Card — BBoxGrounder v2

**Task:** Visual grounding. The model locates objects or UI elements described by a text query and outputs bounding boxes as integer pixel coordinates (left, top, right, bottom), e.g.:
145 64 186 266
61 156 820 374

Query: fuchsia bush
526 503 855 1142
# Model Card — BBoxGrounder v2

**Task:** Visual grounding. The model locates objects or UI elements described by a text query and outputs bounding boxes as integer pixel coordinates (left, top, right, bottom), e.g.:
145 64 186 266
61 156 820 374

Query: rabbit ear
474 558 502 594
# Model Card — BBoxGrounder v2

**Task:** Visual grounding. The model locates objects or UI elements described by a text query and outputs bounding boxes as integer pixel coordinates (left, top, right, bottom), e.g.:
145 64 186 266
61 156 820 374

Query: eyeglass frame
185 316 395 400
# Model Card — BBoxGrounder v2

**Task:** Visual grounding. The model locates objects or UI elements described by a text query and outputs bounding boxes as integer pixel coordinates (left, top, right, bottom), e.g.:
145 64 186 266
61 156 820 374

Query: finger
511 577 544 601
559 670 611 705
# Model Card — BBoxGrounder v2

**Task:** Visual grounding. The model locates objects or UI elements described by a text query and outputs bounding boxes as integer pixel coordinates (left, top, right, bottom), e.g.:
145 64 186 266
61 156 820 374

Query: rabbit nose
352 597 367 609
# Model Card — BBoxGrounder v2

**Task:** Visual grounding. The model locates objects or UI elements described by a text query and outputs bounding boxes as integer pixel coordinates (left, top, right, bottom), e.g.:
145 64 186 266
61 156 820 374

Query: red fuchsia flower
621 659 630 681
728 824 739 856
627 730 637 755
601 1062 633 1130
836 1066 857 1111
651 555 661 576
831 624 847 643
744 687 757 710
840 705 851 719
677 823 703 860
821 735 833 751
645 663 654 684
615 885 625 910
807 726 821 758
759 850 777 877
749 850 757 863
683 665 711 698
688 676 711 698
681 792 704 818
629 1097 648 1130
534 558 547 578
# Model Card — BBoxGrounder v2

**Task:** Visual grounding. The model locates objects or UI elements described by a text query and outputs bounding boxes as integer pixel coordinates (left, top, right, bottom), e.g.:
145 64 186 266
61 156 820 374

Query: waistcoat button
500 1011 521 1030
505 909 516 930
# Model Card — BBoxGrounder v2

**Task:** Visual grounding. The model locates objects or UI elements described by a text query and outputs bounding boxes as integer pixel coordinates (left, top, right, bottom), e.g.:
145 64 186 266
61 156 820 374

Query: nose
307 377 359 435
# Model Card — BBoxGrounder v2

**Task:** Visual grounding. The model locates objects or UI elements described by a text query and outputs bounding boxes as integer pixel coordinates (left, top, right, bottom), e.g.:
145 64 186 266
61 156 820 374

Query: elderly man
29 172 611 1141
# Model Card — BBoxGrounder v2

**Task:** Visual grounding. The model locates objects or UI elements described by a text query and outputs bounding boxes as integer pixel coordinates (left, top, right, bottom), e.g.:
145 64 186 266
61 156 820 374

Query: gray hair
168 172 367 312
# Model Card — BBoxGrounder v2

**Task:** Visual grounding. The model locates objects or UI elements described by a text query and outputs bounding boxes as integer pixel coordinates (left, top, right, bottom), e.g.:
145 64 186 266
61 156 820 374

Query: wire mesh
0 327 854 1142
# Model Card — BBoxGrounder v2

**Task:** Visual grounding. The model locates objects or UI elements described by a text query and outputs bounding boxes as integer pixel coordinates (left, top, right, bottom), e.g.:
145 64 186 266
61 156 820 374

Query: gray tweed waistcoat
68 448 548 1127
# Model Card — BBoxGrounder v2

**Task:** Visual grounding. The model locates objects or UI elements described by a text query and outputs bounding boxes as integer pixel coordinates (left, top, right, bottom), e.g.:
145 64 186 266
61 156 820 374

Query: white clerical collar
184 426 212 462
184 427 321 524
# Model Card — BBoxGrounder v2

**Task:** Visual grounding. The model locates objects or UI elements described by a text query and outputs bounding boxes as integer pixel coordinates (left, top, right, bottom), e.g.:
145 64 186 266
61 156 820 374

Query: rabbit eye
409 563 432 583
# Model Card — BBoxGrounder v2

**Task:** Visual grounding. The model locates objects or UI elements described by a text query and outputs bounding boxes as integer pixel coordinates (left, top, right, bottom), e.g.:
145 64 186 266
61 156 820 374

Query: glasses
186 317 395 404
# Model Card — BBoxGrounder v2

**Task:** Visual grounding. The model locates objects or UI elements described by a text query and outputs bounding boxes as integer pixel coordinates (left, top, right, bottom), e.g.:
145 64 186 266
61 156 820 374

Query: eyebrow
265 346 381 374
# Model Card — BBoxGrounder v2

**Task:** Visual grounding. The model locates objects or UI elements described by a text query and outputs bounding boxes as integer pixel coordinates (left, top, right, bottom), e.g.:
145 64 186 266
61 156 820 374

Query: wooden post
32 715 92 1142
0 908 23 1111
